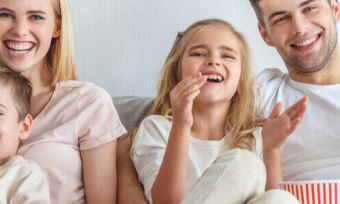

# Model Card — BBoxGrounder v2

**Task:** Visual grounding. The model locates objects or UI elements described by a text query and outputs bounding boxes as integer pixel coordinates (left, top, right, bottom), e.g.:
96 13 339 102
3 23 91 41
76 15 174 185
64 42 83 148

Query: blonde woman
0 0 126 203
129 19 306 204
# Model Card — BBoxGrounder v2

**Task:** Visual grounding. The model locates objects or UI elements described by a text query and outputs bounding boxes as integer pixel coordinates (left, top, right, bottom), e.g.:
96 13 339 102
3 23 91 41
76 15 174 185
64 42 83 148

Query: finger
175 75 206 94
285 96 308 115
180 76 207 98
287 97 307 119
268 102 282 118
286 117 302 135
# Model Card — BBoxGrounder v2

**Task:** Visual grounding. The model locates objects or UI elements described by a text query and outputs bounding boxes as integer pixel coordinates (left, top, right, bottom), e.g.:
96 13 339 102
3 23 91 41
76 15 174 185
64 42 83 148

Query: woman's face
0 0 60 75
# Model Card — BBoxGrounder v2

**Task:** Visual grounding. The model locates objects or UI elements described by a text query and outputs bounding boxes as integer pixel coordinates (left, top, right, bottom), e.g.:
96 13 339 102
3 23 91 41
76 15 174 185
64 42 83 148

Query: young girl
0 0 126 203
130 19 306 203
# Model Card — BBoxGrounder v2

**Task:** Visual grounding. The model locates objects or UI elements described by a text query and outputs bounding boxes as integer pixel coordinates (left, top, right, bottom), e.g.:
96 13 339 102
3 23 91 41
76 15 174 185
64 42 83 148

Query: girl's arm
262 96 307 190
81 140 118 204
151 74 207 204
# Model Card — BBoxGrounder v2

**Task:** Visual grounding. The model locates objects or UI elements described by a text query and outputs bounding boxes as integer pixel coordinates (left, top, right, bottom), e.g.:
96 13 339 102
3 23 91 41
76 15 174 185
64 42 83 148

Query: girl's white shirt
130 115 262 203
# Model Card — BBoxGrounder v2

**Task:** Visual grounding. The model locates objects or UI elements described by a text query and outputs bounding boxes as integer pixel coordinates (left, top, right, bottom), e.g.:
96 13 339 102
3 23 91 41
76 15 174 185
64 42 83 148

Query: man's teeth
7 42 33 51
207 74 222 82
295 36 317 47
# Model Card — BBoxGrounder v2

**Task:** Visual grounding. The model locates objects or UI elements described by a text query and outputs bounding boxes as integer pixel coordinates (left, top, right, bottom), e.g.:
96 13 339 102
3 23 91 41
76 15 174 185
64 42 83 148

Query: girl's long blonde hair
48 0 77 85
151 19 261 151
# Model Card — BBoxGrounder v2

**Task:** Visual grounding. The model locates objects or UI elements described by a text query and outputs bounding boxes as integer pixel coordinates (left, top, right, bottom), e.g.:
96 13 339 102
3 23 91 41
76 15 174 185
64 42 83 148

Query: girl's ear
18 114 33 141
258 23 274 47
331 0 340 21
53 19 61 38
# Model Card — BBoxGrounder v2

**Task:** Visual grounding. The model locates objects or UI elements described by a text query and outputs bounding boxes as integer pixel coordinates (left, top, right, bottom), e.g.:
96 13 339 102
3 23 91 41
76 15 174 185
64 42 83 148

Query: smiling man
249 0 340 189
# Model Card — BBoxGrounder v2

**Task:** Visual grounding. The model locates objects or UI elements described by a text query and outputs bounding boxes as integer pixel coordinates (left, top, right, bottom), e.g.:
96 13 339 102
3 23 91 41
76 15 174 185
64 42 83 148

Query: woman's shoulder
140 115 171 128
56 80 111 101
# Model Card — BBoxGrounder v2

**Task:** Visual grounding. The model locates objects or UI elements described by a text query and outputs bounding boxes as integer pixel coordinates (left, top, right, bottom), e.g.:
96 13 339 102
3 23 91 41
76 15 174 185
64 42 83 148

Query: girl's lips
4 40 35 51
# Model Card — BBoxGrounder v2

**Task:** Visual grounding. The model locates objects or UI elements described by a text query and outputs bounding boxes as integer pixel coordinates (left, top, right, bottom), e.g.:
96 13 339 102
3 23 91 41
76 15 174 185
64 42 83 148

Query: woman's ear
19 114 33 141
258 23 274 47
53 19 61 38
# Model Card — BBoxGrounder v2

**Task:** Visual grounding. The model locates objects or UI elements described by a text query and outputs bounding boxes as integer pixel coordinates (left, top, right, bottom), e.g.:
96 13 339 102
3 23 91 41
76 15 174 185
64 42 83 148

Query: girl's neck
191 102 229 141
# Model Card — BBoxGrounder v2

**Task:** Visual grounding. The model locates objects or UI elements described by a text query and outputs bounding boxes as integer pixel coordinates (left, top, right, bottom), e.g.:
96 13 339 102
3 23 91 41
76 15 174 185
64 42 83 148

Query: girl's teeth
6 42 33 51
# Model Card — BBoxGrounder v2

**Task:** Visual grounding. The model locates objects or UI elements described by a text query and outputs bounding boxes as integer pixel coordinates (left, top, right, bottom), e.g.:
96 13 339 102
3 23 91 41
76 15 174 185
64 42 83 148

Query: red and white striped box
279 180 340 204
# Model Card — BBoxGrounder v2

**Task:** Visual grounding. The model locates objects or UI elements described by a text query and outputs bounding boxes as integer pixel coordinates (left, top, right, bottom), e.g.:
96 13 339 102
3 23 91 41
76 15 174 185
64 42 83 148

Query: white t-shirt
17 80 127 204
130 115 262 203
0 156 50 204
257 68 340 181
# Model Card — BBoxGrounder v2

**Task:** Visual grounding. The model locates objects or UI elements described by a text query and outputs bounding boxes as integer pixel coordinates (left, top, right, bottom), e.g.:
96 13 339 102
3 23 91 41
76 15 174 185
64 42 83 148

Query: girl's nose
207 57 221 66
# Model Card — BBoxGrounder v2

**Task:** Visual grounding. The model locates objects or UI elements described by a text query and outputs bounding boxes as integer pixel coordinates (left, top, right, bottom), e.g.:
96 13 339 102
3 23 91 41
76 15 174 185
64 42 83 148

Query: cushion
113 96 154 132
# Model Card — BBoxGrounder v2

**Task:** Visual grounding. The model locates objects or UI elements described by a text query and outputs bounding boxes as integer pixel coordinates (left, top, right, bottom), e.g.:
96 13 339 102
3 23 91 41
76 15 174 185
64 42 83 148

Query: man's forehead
259 0 313 14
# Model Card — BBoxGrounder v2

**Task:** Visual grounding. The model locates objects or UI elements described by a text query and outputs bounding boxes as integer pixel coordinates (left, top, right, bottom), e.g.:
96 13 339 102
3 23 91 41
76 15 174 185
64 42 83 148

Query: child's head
0 0 76 85
0 66 33 165
153 19 259 150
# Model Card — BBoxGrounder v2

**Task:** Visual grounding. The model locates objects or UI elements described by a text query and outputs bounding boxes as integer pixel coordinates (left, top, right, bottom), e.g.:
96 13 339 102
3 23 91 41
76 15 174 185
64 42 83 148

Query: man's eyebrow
268 0 318 22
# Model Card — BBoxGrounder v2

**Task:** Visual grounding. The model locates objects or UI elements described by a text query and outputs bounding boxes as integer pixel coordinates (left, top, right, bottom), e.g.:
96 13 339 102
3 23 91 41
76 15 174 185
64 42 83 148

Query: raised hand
262 96 308 151
170 72 207 128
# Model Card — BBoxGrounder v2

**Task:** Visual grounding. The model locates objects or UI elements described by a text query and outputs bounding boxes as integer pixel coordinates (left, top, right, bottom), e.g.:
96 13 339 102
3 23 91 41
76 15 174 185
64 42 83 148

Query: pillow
113 96 154 132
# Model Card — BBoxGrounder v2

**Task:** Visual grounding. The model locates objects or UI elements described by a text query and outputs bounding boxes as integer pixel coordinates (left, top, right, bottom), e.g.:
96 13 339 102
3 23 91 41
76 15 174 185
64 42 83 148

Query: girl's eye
222 54 235 59
190 52 207 57
30 15 44 21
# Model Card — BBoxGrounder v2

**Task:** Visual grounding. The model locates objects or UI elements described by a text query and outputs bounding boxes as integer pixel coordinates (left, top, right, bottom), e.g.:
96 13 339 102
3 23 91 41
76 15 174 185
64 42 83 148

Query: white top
17 80 127 204
0 156 50 204
257 68 340 181
130 115 262 203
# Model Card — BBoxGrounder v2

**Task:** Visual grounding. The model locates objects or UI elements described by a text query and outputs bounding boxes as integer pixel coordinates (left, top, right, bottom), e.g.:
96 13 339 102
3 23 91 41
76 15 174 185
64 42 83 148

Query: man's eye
303 6 317 13
0 12 14 19
272 16 289 25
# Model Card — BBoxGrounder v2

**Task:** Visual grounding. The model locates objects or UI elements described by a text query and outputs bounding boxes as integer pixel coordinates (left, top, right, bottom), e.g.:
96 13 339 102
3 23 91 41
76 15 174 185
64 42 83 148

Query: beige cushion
113 96 154 132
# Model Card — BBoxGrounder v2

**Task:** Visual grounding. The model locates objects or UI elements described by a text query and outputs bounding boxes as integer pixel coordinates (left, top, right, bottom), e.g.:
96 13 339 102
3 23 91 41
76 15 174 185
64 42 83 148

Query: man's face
258 0 339 74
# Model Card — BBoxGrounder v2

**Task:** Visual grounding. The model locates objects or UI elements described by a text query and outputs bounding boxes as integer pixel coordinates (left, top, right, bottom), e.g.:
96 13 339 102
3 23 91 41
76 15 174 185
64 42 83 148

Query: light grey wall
69 0 340 97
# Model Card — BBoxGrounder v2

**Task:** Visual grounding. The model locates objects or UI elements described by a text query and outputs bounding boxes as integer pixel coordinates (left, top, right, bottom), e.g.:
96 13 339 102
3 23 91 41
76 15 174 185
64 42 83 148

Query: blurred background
69 0 340 97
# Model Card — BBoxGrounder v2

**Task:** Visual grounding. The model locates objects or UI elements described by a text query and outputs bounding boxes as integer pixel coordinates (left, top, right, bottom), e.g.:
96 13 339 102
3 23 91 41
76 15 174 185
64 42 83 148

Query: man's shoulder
256 68 287 85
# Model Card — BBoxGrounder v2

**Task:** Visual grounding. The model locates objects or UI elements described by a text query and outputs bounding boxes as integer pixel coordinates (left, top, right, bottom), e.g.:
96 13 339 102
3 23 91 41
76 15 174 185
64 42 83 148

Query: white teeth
207 74 223 82
295 36 317 47
6 42 34 51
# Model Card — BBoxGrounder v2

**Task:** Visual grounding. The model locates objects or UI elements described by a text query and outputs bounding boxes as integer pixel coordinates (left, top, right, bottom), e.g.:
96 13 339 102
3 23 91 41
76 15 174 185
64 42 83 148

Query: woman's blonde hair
152 18 261 151
48 0 77 85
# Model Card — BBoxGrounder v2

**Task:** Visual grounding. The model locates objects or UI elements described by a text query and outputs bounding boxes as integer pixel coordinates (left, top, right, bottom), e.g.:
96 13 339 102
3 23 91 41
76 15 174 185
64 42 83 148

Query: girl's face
180 26 242 105
0 0 60 75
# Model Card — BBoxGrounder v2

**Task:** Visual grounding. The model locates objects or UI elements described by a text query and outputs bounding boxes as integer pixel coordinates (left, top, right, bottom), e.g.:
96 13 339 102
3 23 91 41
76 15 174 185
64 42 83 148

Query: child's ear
258 23 274 47
53 19 61 38
19 114 33 140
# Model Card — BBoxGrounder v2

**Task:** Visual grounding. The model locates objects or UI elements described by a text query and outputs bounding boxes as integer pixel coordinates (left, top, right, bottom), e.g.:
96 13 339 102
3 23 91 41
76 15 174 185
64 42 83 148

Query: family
0 0 339 203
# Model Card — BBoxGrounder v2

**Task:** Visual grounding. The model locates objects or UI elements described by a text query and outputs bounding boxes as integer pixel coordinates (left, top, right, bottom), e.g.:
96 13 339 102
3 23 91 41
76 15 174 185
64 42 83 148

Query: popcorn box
279 180 340 204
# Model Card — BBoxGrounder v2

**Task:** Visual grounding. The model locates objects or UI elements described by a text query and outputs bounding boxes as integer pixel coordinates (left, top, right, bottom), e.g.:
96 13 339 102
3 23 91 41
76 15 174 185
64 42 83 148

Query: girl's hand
262 96 308 152
170 72 207 128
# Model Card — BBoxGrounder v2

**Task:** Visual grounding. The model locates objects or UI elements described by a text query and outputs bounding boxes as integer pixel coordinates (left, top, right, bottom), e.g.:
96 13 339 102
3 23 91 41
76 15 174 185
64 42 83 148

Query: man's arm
117 136 148 204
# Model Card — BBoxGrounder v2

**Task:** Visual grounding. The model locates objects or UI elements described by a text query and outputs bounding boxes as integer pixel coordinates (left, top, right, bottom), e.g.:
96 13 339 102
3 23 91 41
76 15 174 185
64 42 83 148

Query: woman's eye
30 15 44 21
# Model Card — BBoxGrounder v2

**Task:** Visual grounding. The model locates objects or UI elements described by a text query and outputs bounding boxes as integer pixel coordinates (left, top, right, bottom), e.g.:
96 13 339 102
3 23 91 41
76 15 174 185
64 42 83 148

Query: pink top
18 80 126 204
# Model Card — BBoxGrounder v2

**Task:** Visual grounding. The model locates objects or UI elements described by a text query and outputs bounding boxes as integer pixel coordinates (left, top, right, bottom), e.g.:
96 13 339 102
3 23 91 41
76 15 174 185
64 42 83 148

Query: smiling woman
0 0 126 203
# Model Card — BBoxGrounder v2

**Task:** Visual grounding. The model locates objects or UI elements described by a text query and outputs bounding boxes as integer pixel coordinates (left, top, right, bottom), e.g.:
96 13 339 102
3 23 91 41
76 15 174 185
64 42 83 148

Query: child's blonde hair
152 19 261 151
48 0 77 85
